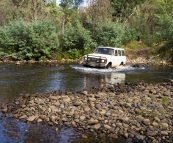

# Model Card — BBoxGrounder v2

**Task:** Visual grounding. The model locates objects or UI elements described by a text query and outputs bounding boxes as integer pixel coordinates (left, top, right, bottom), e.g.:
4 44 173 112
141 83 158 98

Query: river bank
0 48 173 67
1 82 173 143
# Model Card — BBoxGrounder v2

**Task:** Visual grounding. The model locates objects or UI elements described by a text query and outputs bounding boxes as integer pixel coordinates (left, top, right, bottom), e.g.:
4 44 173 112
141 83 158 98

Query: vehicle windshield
93 48 114 55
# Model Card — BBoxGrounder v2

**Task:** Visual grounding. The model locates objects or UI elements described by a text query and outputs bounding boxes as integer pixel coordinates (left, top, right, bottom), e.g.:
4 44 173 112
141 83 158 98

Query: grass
123 41 173 61
123 41 148 50
162 97 168 105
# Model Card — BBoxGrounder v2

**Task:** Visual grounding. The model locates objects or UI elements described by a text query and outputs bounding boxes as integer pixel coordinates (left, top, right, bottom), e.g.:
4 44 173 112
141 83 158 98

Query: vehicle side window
108 49 114 55
118 50 121 56
115 50 118 56
122 50 125 56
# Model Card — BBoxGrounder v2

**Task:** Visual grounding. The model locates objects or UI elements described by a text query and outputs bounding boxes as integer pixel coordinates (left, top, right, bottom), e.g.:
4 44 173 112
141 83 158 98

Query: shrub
94 22 125 47
0 20 59 60
59 24 96 59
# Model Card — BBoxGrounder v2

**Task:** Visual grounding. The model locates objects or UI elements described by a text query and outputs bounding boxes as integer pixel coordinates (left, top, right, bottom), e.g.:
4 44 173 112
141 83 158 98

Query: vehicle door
107 49 116 67
112 50 121 66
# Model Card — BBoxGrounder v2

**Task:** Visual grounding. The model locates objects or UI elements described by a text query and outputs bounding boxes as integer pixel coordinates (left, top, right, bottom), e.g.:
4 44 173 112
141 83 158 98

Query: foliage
93 22 126 47
59 0 84 33
48 0 63 27
109 0 146 22
60 0 84 9
155 14 173 42
123 41 147 50
158 43 173 61
122 27 138 45
59 24 96 59
162 97 169 106
1 0 173 60
0 20 59 60
154 9 173 59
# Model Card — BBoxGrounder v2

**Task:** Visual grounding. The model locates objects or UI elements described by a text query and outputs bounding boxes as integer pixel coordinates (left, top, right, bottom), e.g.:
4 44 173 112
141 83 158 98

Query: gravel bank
1 82 173 143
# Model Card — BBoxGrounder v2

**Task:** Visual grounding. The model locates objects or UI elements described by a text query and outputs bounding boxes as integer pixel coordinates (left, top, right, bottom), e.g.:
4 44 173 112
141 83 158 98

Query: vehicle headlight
84 57 87 60
101 59 104 62
101 59 107 63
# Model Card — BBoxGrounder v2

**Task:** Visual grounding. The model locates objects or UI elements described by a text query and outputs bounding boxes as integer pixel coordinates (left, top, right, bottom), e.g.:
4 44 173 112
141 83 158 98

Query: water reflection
0 63 172 102
82 72 125 89
105 72 125 85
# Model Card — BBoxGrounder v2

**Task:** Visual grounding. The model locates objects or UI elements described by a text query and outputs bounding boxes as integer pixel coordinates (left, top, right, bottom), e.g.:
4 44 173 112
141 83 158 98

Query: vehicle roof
97 46 125 50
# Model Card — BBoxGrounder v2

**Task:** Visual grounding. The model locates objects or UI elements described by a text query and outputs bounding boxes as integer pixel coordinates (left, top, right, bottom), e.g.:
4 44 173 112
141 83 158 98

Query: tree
94 22 125 47
59 23 96 58
109 0 146 23
86 0 112 35
59 0 84 33
47 0 63 29
7 0 48 22
0 20 59 60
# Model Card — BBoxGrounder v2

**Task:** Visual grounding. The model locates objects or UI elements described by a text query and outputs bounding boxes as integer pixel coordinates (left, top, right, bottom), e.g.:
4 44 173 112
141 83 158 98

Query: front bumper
82 61 106 68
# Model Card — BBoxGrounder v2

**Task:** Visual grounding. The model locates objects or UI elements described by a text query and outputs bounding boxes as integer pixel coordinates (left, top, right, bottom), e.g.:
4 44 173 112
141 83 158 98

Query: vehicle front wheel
106 63 112 69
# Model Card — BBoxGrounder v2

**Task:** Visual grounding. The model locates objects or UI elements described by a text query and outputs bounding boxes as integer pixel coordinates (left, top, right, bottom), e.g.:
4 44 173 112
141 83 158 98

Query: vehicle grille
88 58 98 62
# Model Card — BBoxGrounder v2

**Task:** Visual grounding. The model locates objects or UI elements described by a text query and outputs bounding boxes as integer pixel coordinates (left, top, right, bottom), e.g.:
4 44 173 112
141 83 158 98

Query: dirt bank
126 48 173 66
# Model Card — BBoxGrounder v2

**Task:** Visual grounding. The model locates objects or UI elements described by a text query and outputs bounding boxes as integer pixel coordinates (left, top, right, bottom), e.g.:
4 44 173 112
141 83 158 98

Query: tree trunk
32 0 38 21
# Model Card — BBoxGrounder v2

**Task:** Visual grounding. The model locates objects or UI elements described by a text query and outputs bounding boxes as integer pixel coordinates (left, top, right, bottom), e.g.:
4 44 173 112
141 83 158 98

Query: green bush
0 20 59 60
94 22 125 47
59 24 96 59
123 27 138 45
156 14 173 43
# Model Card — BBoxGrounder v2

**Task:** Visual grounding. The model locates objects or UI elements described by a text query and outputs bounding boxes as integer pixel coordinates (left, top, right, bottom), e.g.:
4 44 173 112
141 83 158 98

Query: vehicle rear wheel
120 62 125 66
106 63 112 69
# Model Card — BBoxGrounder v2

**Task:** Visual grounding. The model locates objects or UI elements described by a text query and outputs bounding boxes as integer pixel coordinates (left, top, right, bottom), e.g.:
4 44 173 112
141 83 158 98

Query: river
0 62 172 143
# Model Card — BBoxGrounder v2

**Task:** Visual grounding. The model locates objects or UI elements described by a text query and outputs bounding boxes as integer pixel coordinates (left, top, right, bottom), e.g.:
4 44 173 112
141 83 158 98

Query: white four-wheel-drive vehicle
82 47 126 68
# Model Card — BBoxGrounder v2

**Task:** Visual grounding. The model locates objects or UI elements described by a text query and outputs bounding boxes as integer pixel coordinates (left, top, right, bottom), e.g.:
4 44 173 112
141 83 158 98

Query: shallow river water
0 62 173 143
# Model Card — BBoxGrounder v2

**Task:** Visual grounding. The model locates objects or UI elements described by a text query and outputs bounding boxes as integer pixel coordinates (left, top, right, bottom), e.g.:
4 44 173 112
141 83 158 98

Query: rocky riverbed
0 82 173 143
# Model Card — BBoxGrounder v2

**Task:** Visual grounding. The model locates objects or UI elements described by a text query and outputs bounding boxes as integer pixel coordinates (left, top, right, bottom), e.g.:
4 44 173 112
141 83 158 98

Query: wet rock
62 96 71 102
92 123 101 130
146 131 158 136
27 116 37 122
73 101 82 106
50 96 59 100
82 91 88 95
88 97 96 102
163 91 171 96
35 98 44 104
160 123 168 129
19 115 27 119
104 124 111 130
82 134 88 139
83 107 90 112
109 133 118 139
154 117 160 122
160 131 168 135
152 121 159 127
80 116 85 121
88 119 99 125
143 118 150 125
